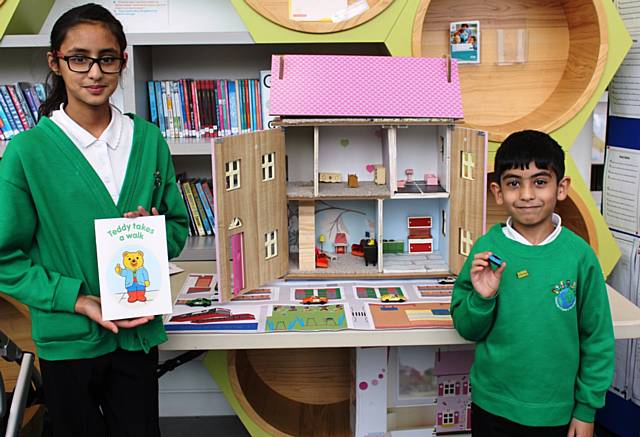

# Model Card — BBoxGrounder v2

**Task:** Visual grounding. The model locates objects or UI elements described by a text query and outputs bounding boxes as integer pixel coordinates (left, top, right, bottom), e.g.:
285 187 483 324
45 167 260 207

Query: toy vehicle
438 276 456 285
185 298 212 307
380 294 406 303
302 296 329 305
488 254 503 267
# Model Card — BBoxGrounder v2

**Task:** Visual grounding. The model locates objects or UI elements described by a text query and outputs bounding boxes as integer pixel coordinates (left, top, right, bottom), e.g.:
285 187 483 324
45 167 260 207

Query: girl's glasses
56 53 124 74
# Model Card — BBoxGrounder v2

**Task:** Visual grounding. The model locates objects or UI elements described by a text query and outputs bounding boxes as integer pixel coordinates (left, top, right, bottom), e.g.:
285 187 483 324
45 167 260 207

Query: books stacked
148 75 272 139
177 177 216 237
0 83 47 141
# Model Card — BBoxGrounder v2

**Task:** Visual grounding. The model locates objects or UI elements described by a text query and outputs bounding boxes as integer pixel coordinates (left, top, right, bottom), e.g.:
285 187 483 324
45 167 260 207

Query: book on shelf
146 76 267 140
0 82 47 141
259 70 275 129
176 175 216 237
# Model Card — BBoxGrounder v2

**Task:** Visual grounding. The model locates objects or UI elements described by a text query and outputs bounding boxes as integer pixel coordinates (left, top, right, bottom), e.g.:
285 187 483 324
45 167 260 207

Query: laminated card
95 215 172 321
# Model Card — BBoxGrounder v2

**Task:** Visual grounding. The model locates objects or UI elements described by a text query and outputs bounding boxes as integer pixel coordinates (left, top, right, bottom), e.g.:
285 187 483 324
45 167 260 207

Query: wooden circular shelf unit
228 348 352 436
413 0 608 142
245 0 394 33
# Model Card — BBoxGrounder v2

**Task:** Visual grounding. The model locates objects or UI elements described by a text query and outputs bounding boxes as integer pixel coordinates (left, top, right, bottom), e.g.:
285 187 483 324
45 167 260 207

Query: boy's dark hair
39 3 127 118
494 130 565 183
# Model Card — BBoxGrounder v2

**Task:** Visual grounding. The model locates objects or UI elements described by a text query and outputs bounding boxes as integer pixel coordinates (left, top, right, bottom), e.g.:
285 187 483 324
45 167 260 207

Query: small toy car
438 276 456 285
185 298 212 307
380 294 406 303
302 296 329 305
488 254 503 267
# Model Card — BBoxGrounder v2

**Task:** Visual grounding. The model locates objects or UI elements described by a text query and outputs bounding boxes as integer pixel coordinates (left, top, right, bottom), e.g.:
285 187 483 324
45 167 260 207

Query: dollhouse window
262 152 275 181
265 230 278 259
225 160 241 191
444 382 456 396
443 412 454 425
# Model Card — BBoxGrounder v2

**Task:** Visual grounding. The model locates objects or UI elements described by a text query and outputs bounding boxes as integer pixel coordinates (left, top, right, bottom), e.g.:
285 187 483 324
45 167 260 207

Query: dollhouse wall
317 126 386 182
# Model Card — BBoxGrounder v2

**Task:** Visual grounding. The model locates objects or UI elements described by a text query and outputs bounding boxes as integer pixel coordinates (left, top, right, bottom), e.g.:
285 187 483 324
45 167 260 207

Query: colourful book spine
5 85 30 129
190 79 201 138
226 80 239 135
201 180 215 212
154 81 166 137
248 79 256 132
147 81 158 125
190 180 212 236
171 81 184 137
177 181 194 237
251 80 264 130
160 81 172 138
182 181 206 236
18 83 38 122
0 99 15 139
178 79 190 137
216 80 226 137
207 80 219 137
10 84 35 128
195 180 215 232
0 86 24 133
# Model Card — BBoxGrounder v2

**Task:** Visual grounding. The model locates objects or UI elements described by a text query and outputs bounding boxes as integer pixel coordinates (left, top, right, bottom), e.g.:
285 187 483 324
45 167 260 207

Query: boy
451 130 614 437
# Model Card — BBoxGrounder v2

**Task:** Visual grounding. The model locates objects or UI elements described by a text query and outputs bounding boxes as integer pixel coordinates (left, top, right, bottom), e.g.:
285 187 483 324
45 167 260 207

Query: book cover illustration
95 215 172 321
450 21 480 64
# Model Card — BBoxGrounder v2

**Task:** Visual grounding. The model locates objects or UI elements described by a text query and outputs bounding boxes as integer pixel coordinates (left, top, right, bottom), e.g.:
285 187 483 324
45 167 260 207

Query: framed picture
388 346 438 406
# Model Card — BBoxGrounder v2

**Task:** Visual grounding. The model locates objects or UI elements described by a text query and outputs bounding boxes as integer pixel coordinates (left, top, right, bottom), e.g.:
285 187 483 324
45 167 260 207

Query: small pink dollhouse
433 349 474 433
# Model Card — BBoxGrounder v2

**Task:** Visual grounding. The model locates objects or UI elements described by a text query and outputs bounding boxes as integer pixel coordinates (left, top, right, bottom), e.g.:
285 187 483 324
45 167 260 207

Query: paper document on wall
610 0 640 118
603 146 640 235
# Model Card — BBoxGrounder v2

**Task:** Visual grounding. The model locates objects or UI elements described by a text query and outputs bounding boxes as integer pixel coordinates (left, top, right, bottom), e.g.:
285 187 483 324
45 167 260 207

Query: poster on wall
602 146 640 235
450 21 480 64
95 215 172 321
610 0 640 118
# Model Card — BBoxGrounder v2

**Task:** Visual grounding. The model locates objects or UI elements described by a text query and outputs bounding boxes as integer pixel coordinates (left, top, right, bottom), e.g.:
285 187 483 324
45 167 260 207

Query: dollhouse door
231 232 245 294
211 128 288 301
448 127 488 274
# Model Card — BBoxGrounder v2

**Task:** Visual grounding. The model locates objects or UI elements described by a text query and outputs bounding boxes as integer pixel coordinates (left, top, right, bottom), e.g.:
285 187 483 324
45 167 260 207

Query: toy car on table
380 294 406 303
301 296 329 305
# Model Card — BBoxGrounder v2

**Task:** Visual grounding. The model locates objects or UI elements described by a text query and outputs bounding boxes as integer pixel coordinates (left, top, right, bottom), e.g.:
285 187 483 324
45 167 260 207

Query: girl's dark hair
494 130 565 183
39 3 127 118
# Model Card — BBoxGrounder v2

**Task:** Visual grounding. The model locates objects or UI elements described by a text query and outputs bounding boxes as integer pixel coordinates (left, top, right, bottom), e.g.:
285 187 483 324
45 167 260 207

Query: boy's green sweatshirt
0 115 189 360
451 224 614 425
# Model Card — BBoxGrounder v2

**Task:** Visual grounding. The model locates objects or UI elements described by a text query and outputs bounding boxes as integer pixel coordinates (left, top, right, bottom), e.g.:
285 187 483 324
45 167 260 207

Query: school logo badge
551 280 577 311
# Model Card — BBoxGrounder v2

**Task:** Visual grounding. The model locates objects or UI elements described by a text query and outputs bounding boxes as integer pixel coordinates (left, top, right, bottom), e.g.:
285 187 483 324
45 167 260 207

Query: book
94 215 172 320
195 180 215 234
449 21 480 64
147 81 158 125
181 180 206 236
259 70 274 129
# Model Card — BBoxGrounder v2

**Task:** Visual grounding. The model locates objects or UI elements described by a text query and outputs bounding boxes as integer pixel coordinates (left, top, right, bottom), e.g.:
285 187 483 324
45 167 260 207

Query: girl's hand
124 206 159 218
74 295 154 334
567 418 594 437
470 251 506 299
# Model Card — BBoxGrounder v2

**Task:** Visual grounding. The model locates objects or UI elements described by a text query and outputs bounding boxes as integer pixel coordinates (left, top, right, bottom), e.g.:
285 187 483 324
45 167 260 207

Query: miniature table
160 261 640 437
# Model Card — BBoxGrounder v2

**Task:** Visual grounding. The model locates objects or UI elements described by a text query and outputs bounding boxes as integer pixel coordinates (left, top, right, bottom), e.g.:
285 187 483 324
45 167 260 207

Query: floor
160 416 250 437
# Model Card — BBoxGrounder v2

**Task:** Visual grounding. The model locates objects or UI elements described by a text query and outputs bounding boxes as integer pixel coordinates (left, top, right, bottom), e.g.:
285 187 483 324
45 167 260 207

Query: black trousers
472 403 570 437
40 347 160 437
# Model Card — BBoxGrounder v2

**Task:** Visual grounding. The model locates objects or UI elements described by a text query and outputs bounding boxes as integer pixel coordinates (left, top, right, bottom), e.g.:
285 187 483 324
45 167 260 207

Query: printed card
450 21 480 64
95 215 172 321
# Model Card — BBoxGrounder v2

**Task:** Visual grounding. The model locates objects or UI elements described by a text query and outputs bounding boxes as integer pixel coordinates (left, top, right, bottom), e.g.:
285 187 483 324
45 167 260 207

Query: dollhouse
433 349 474 433
211 54 487 301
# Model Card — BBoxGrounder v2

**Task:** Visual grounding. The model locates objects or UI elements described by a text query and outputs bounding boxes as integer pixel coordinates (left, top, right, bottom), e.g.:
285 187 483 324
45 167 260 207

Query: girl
0 3 189 436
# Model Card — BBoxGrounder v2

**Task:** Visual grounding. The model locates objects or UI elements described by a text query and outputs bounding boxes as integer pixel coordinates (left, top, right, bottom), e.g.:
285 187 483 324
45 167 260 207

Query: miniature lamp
319 233 326 251
405 168 414 182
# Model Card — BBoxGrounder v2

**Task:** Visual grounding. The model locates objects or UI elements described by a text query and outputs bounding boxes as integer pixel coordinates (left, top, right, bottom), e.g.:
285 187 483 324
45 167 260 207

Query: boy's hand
567 418 593 437
74 295 154 334
470 251 506 298
124 206 159 218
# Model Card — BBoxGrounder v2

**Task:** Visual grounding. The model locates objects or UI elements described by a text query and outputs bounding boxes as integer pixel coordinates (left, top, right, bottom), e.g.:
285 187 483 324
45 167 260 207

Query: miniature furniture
347 174 359 188
382 240 404 254
334 233 347 254
408 216 433 254
374 165 386 185
319 172 341 183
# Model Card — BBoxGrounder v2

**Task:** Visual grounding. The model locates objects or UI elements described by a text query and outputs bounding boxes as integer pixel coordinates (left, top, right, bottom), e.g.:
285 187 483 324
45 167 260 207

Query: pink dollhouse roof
335 233 347 244
270 55 464 119
433 350 475 376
